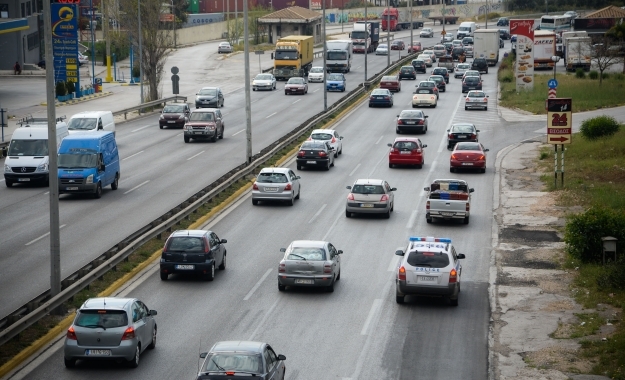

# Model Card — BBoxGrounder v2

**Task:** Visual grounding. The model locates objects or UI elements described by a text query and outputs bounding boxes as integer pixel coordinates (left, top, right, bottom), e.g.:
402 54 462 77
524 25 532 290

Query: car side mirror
338 250 343 254
387 143 392 147
395 249 405 256
423 144 428 148
200 352 207 358
486 95 489 97
457 253 466 259
476 129 481 132
280 248 286 252
469 188 475 193
484 148 489 152
339 136 343 140
390 187 397 191
149 310 158 316
424 187 430 191
295 176 301 180
346 186 352 190
278 354 286 361
424 115 428 118
98 125 103 130
220 239 227 244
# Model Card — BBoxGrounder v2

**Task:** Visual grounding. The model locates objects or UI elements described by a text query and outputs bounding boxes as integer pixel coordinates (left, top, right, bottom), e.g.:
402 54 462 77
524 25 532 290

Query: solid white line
292 99 301 104
308 204 327 224
131 125 152 132
406 210 418 229
123 180 150 194
348 163 361 177
266 112 277 119
248 298 280 341
387 255 400 272
374 135 384 145
232 129 245 136
176 132 183 137
25 224 67 246
44 191 49 195
313 88 320 93
361 299 382 335
322 210 344 241
187 150 205 161
122 150 144 161
367 149 389 178
243 268 273 301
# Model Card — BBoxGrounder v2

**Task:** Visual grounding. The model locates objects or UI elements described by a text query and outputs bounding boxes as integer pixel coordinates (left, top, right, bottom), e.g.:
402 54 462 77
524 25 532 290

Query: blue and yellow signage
51 3 80 88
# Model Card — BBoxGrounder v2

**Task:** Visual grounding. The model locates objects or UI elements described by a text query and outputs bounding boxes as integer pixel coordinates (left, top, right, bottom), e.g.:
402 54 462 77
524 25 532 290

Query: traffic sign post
547 79 557 98
546 98 572 188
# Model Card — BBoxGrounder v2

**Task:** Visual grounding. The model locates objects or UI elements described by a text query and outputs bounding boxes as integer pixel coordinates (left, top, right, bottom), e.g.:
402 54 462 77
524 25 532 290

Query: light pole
244 0 252 163
551 55 560 80
485 0 488 29
364 0 367 85
341 0 344 33
409 0 413 51
171 0 176 48
386 0 390 67
323 0 327 111
138 0 143 104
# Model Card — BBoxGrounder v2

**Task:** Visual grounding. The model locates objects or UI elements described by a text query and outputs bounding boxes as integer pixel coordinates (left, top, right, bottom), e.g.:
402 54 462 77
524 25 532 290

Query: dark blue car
369 89 393 108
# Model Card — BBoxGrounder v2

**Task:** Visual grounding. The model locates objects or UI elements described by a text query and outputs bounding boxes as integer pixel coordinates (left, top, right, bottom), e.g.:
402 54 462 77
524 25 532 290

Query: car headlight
178 114 185 119
86 174 94 184
185 125 192 131
207 126 215 130
159 114 164 120
35 162 49 172
4 164 12 173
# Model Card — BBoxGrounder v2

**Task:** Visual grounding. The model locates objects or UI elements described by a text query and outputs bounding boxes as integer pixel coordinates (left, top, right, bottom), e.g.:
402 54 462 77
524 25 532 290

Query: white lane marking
438 95 464 153
25 224 67 246
266 112 277 119
176 132 183 137
131 125 152 132
248 297 280 340
232 129 245 136
0 179 4 182
313 88 320 93
322 210 344 241
374 135 384 145
361 299 382 335
243 268 273 301
292 99 301 104
367 149 389 178
356 65 362 69
387 255 400 272
122 150 144 161
123 180 150 194
406 210 418 229
308 204 327 224
187 150 205 161
348 163 361 177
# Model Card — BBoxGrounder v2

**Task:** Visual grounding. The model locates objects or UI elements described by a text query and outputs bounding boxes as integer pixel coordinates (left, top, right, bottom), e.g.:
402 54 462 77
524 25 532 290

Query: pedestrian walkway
498 106 547 123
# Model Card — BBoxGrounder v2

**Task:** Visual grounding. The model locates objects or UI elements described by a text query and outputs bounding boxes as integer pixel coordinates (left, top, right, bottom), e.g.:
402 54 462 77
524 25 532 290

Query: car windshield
418 55 430 60
419 82 434 87
288 247 326 261
407 251 450 268
189 112 214 121
434 45 445 50
452 124 475 133
399 111 423 118
468 92 486 97
203 353 263 373
199 88 217 96
311 132 333 140
433 69 446 74
163 105 184 113
301 142 326 150
287 78 304 84
378 44 388 49
351 184 384 194
327 74 344 81
257 172 288 183
75 309 128 329
68 117 97 131
328 51 347 60
412 60 424 65
310 67 323 73
394 141 418 150
423 28 432 32
8 139 48 156
166 236 205 252
58 153 98 168
456 142 481 151
255 74 272 80
401 67 413 72
275 50 298 60
429 76 442 82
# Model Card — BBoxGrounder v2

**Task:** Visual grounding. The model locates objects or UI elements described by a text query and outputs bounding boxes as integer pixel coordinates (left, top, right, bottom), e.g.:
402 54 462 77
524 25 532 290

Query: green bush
564 207 625 264
580 115 621 140
597 260 625 290
487 12 501 20
501 73 514 83
66 81 75 93
589 70 599 79
55 81 67 96
614 73 625 81
132 65 141 78
602 72 609 79
575 68 585 78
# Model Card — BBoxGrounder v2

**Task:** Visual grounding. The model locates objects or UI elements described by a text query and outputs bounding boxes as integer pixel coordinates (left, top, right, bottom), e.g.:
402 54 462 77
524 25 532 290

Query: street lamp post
171 0 176 48
138 0 143 104
386 0 390 67
551 55 560 80
409 0 413 51
364 0 367 85
323 0 327 111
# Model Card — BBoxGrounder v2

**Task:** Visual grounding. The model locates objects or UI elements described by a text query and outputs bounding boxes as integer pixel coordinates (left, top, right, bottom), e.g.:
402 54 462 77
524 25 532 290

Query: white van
67 111 115 136
4 119 69 187
457 22 477 39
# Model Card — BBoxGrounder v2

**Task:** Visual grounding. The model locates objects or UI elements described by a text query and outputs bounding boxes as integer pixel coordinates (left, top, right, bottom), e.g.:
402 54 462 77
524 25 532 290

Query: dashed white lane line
313 88 320 93
406 209 418 229
232 129 245 136
438 94 464 153
374 135 384 145
387 254 400 272
124 180 150 195
26 224 67 246
122 150 144 161
266 112 277 119
348 163 361 177
131 125 152 132
360 299 382 335
243 268 273 301
308 204 327 224
292 99 301 104
187 150 205 161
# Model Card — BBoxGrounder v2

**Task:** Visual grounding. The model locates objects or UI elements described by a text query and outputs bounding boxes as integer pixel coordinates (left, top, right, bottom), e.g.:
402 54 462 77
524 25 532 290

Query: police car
395 237 465 306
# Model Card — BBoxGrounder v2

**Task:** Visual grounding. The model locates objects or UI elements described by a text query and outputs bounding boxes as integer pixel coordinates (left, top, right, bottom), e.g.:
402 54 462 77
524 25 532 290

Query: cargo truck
350 21 380 54
533 30 557 69
272 35 314 81
560 31 588 64
564 36 592 72
326 40 352 73
381 8 422 31
472 29 500 66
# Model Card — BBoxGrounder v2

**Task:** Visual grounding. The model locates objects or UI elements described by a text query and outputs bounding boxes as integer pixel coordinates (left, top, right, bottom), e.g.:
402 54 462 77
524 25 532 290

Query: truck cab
272 36 314 81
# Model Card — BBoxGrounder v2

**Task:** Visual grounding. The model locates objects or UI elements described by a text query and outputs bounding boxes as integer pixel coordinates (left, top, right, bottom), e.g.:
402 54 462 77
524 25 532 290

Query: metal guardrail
113 95 187 120
0 48 427 348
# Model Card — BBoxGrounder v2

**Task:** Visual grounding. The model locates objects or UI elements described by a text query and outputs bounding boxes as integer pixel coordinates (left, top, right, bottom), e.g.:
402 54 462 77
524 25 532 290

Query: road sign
546 98 572 145
255 50 265 55
548 88 557 99
441 30 446 35
549 135 570 143
548 78 558 88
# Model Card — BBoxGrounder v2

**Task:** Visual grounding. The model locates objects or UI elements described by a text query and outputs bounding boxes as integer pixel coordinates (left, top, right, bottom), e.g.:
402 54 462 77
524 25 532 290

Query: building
574 6 625 36
258 6 322 43
0 0 41 70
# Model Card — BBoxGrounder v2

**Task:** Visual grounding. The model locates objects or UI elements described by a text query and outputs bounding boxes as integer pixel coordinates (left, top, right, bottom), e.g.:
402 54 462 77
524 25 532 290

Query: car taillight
426 200 430 210
370 96 374 100
466 203 470 212
380 194 389 202
449 268 458 283
279 262 285 273
324 262 332 273
479 155 485 160
284 183 292 191
465 97 470 101
431 96 435 100
418 120 424 125
398 266 406 280
483 97 488 102
451 154 457 160
297 150 305 157
414 148 422 153
448 134 453 139
253 183 259 190
319 151 327 157
397 119 403 125
66 326 77 340
384 96 390 100
471 134 476 139
347 193 355 201
307 137 312 141
121 326 135 340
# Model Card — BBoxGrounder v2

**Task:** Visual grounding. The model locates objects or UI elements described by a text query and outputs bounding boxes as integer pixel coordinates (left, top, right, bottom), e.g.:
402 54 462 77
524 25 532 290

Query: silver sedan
252 167 301 206
218 41 233 53
278 240 342 292
345 179 396 218
252 73 277 91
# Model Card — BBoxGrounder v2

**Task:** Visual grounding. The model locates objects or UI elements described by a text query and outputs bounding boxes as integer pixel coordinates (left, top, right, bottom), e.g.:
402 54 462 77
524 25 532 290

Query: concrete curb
39 92 113 107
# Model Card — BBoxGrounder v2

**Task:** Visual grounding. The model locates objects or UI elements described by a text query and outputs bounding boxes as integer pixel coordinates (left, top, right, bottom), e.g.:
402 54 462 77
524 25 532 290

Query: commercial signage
546 98 572 144
510 19 534 92
51 3 80 88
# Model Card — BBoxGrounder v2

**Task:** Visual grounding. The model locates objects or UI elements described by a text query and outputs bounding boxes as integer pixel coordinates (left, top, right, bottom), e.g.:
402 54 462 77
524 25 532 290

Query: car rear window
468 92 486 97
401 67 414 72
311 133 333 140
399 111 424 118
394 141 418 150
464 77 479 83
301 142 326 150
407 251 450 268
382 76 397 81
288 247 326 261
163 105 184 113
75 310 128 328
204 353 263 373
166 237 206 252
456 142 481 150
452 124 475 133
351 185 384 194
416 89 433 94
257 172 288 183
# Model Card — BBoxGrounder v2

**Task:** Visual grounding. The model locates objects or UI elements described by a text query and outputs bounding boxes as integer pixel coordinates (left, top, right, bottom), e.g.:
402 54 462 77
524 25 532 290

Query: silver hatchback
64 297 157 368
252 167 301 206
345 179 396 218
278 240 342 292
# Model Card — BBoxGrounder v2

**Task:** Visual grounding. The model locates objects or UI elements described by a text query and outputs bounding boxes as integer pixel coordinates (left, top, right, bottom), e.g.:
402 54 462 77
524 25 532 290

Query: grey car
64 297 157 368
195 87 224 108
198 341 286 379
345 179 396 218
252 73 277 91
218 41 233 53
159 229 227 281
278 240 342 292
252 167 301 206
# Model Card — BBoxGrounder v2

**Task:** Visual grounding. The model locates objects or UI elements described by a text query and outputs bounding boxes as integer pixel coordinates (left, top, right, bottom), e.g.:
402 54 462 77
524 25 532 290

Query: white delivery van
67 111 115 136
456 22 477 39
4 118 69 187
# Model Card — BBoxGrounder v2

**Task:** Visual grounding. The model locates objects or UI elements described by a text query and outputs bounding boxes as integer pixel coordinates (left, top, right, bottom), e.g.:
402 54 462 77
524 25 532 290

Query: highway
9 35 556 379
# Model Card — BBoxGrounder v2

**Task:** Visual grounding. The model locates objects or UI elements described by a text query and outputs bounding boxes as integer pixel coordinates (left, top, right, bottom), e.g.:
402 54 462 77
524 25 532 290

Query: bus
539 15 572 32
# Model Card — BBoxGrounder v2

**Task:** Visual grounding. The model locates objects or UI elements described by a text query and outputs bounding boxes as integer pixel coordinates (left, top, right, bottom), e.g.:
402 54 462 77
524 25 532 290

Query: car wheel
450 167 455 173
127 344 140 368
252 199 259 205
450 295 459 306
219 127 224 139
464 215 470 224
64 357 77 368
184 136 190 143
159 124 163 129
345 210 351 218
205 262 215 281
465 106 468 110
412 105 416 108
295 187 300 199
330 158 335 167
484 107 488 111
325 162 330 171
111 174 119 190
334 151 338 158
278 282 286 291
94 182 102 199
287 195 294 206
160 272 168 281
389 163 394 168
426 217 432 223
396 295 405 304
296 165 302 170
5 180 13 188
417 163 423 169
481 168 486 173
339 147 342 155
327 276 335 292
384 209 391 219
432 103 437 108
148 326 157 349
285 91 288 95
253 87 256 91
219 253 226 270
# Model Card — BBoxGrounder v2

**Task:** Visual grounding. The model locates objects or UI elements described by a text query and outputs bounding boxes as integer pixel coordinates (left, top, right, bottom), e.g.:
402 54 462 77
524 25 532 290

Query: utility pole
484 0 488 29
244 0 252 163
386 0 390 67
172 0 176 48
42 0 61 307
104 0 113 82
139 0 144 103
323 0 327 111
409 0 413 51
364 1 367 84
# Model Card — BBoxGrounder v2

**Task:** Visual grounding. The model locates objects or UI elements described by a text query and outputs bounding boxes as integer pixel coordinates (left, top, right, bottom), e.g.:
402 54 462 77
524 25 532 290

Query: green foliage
589 70 599 79
597 259 625 290
66 81 75 93
580 115 621 140
55 81 67 96
614 73 625 81
501 73 513 83
575 68 585 78
564 207 625 264
487 12 501 20
86 32 131 62
602 72 610 79
132 65 141 78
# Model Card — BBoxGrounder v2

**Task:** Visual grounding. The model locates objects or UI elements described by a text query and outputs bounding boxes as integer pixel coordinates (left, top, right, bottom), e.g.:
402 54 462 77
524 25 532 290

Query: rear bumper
427 210 468 220
396 280 458 297
346 203 390 214
278 275 334 287
450 160 485 168
389 155 423 165
252 191 293 201
397 124 426 132
160 260 215 275
159 120 185 127
465 102 487 109
297 158 330 167
64 339 137 361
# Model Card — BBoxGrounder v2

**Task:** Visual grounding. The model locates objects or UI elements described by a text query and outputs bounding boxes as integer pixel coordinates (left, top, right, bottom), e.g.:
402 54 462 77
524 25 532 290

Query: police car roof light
409 236 452 243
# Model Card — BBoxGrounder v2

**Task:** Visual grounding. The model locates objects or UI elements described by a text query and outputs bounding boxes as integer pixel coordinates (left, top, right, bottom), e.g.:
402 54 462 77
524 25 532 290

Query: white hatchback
308 66 325 82
308 129 343 157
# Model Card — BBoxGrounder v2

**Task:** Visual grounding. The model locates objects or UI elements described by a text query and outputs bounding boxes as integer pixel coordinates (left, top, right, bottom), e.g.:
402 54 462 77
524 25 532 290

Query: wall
0 13 39 69
172 20 227 45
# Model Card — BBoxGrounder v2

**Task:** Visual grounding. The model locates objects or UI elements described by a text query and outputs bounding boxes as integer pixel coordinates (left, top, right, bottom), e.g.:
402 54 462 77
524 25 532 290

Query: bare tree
227 18 244 48
590 35 620 85
119 0 173 101
607 22 625 73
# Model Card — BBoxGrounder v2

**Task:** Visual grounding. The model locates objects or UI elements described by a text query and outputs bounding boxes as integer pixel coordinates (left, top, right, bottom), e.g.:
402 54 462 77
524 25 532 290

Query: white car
422 50 437 62
218 42 233 53
412 88 438 108
417 54 432 67
252 73 276 91
78 53 88 66
454 63 471 78
464 90 489 111
308 129 343 157
376 44 389 55
420 28 434 38
308 66 325 82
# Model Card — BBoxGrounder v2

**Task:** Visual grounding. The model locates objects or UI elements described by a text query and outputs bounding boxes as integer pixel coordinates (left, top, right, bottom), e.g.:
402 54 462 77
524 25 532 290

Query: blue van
57 132 120 198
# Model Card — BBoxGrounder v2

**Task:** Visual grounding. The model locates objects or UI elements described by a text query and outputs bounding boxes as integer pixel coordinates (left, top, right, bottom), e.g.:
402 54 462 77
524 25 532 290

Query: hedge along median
0 83 371 377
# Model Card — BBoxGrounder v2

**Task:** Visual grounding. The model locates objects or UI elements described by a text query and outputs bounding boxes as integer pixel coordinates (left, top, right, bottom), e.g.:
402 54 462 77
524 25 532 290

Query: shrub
132 65 141 78
501 73 514 83
614 73 625 81
602 72 609 79
597 259 625 290
55 81 67 96
575 68 585 78
66 80 75 93
580 115 621 140
589 70 599 79
564 207 625 264
487 12 501 20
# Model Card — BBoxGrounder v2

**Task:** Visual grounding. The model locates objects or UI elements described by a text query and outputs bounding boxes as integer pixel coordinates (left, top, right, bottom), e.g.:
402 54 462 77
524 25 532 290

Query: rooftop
258 6 322 24
584 5 625 18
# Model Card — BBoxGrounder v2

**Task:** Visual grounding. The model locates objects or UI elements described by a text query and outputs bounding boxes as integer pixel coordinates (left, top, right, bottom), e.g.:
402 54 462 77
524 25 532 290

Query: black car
411 59 427 74
499 29 510 40
198 341 286 380
431 67 450 83
296 141 335 170
462 76 482 93
497 17 509 26
396 110 429 134
451 47 466 61
369 88 394 107
443 42 454 53
399 65 417 80
428 75 446 92
462 37 474 46
195 86 224 108
159 103 190 129
160 230 227 281
446 122 479 149
471 58 489 74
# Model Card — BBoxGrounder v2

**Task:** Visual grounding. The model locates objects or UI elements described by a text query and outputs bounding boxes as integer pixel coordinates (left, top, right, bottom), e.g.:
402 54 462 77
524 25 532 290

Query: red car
450 142 489 173
388 138 427 168
284 77 308 95
408 42 423 53
391 40 405 50
380 75 401 92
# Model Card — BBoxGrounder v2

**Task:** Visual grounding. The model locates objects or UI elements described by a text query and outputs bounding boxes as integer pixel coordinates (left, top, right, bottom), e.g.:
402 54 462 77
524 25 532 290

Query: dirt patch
500 227 561 243
521 346 594 374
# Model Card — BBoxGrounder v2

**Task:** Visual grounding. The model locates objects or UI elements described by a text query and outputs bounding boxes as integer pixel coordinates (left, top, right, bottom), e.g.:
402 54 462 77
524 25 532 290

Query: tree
607 22 625 73
590 34 621 86
119 0 173 101
227 18 244 47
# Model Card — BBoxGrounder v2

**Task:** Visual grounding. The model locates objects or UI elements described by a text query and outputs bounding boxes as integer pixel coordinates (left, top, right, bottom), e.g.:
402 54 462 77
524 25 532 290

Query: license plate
168 121 176 123
194 131 203 134
291 89 297 91
462 162 474 166
400 151 411 154
306 161 316 164
420 100 429 103
264 187 278 192
441 211 454 216
418 276 436 282
406 121 415 124
175 265 195 270
295 279 314 284
85 349 111 356
360 203 374 208
65 187 79 190
458 135 467 138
